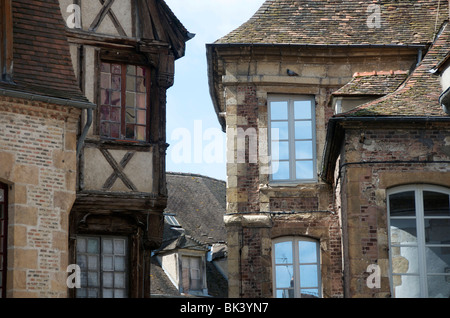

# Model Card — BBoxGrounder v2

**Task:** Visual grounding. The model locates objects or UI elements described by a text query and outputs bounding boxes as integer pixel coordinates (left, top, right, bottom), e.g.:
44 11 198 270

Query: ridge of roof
216 0 449 46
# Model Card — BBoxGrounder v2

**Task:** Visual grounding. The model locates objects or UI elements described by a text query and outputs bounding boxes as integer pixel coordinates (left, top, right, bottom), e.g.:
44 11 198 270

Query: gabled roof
216 0 448 46
0 0 92 108
338 22 450 117
332 71 409 97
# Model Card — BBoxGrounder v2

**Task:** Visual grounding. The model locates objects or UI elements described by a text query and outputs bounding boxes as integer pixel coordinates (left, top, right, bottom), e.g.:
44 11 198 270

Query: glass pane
137 110 146 125
114 289 126 298
391 246 419 274
110 107 120 122
103 272 113 288
126 125 135 139
427 275 450 298
115 256 126 271
296 161 314 180
137 66 145 77
101 63 110 73
271 121 289 140
101 89 110 105
275 241 293 264
425 219 450 244
126 76 136 91
87 238 99 254
100 105 110 121
295 141 313 160
295 121 312 139
126 108 136 124
102 256 114 271
136 94 146 109
276 289 294 298
111 64 121 74
272 141 289 161
390 219 417 244
88 288 99 298
111 91 121 105
294 100 312 119
392 275 420 298
126 92 135 107
389 191 416 216
425 246 450 274
100 122 110 137
77 255 87 270
300 289 319 298
136 126 146 141
77 238 87 253
88 255 98 270
111 76 121 91
103 289 113 298
77 288 87 298
136 77 146 93
299 241 317 264
270 101 288 120
101 73 111 89
114 239 126 255
110 124 120 139
127 65 136 76
275 265 294 288
272 161 290 181
423 191 450 217
299 265 318 288
88 272 99 287
114 273 126 288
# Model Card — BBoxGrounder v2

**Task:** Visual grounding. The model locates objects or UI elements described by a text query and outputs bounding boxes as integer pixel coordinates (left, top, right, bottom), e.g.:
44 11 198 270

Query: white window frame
268 95 317 183
387 184 450 298
272 237 322 298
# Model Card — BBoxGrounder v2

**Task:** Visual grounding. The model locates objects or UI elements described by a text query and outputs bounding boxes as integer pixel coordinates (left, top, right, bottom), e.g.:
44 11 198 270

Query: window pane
87 238 99 254
275 265 294 288
389 191 416 216
294 100 312 119
127 65 136 76
103 288 113 298
393 275 420 298
427 275 450 298
270 101 288 120
299 265 318 288
136 126 146 142
77 238 87 253
111 91 121 106
102 256 113 271
88 255 99 270
295 121 312 140
103 272 113 288
126 92 135 108
271 121 289 140
423 191 450 217
299 241 318 264
295 141 313 160
296 161 314 180
390 219 417 244
272 141 289 161
424 219 450 244
391 246 419 274
114 239 126 255
275 241 293 264
272 161 290 181
425 246 450 274
88 272 99 287
111 76 121 91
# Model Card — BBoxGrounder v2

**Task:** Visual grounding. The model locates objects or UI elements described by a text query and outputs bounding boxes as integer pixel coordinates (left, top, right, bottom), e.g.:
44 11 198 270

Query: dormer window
0 0 13 82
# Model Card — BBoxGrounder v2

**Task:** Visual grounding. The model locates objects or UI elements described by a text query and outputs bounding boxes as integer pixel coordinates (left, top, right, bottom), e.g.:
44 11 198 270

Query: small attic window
165 214 181 227
0 0 13 82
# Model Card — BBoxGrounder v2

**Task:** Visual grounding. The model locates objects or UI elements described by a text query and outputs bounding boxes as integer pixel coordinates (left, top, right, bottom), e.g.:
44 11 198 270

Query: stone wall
338 122 450 297
0 96 80 297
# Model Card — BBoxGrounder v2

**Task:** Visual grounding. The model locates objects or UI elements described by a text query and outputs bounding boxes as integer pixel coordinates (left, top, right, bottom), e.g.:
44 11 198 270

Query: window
76 236 128 298
181 256 203 294
269 96 316 182
100 62 150 142
273 237 321 298
0 183 7 298
388 185 450 298
0 0 13 82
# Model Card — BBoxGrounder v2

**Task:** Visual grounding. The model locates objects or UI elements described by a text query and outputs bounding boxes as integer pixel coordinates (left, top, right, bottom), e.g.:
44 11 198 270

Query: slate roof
216 0 448 46
0 0 92 107
163 172 227 246
338 22 450 117
332 71 409 97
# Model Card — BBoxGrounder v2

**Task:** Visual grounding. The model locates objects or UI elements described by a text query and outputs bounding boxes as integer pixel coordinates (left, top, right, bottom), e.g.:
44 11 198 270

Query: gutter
0 87 96 157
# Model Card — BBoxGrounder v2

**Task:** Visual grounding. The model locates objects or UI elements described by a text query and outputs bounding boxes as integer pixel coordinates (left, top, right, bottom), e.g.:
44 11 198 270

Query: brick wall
339 123 450 297
0 96 80 297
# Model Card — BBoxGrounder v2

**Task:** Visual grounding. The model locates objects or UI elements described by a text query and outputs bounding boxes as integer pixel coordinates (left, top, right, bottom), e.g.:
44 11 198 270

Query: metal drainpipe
76 107 93 158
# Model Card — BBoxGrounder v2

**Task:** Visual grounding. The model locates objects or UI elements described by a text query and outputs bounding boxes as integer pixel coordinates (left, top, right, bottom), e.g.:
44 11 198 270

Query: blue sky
164 0 265 181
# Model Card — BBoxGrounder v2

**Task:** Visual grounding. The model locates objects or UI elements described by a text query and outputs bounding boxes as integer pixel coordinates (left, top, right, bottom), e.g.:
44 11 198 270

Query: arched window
0 183 7 298
272 237 321 298
388 185 450 298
